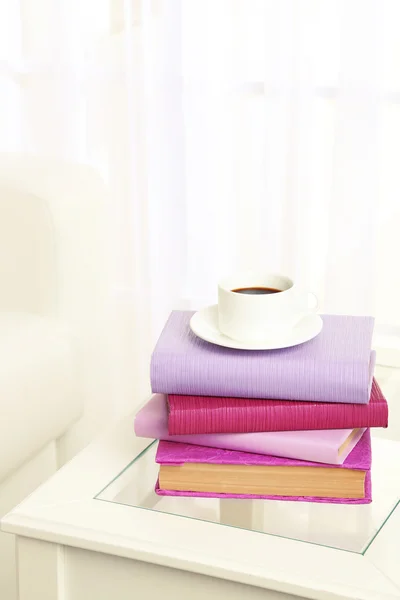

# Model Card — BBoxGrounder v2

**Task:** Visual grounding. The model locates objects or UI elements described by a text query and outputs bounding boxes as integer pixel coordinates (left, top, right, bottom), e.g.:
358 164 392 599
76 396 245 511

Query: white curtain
1 0 400 416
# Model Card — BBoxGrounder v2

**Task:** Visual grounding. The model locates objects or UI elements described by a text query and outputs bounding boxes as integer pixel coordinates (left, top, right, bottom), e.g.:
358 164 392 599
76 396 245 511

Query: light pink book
134 394 366 465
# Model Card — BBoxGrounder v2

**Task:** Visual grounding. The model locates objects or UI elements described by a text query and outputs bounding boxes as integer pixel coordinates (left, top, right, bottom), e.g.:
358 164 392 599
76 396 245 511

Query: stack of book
135 311 389 504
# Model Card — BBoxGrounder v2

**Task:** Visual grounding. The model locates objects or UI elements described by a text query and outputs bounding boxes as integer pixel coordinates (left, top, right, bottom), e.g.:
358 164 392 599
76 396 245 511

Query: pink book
134 393 366 465
168 379 388 434
155 430 372 504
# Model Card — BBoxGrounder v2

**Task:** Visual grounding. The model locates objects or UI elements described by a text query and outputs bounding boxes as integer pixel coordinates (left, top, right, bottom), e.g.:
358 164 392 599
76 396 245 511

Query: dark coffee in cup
232 286 282 295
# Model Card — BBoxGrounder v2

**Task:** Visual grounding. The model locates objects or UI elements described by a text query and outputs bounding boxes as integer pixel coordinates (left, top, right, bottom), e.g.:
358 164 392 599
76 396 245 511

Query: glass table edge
94 439 400 556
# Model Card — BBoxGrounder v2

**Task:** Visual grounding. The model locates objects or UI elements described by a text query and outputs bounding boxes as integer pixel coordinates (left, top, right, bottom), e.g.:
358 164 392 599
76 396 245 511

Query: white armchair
0 154 111 600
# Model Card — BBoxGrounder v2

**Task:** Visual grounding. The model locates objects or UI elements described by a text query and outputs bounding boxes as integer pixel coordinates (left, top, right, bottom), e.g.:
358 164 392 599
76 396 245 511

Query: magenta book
155 430 372 504
167 379 388 435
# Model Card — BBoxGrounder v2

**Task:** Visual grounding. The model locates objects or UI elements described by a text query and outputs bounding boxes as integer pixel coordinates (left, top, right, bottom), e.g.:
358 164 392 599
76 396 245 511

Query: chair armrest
0 154 114 459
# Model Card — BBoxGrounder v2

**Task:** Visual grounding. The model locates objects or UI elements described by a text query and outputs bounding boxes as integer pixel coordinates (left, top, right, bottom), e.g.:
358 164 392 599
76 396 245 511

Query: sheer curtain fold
325 0 383 315
141 0 188 335
0 0 399 415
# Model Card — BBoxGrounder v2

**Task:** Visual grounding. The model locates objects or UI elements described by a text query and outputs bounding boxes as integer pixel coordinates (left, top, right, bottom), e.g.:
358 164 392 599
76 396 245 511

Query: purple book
151 311 375 403
155 430 372 504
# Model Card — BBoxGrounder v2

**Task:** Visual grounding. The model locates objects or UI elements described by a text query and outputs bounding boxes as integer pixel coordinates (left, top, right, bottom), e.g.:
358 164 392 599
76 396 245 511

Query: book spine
168 397 388 435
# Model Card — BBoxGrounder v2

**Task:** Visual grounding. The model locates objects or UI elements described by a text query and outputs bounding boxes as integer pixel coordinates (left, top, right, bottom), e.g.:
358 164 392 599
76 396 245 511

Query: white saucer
190 305 323 350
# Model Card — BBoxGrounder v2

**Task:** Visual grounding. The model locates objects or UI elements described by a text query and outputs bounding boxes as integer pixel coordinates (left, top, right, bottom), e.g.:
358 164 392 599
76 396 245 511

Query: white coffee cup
218 272 318 343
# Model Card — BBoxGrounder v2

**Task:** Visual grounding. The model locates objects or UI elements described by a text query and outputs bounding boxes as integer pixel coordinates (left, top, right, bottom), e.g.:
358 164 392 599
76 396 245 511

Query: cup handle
307 292 319 313
293 292 319 328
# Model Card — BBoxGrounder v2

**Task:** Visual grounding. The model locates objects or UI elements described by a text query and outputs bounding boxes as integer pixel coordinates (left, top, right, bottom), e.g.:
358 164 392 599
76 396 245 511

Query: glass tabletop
95 435 400 554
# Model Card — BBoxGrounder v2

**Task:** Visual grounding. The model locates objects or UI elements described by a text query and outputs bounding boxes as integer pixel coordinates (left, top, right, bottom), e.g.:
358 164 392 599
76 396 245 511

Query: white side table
2 411 400 600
